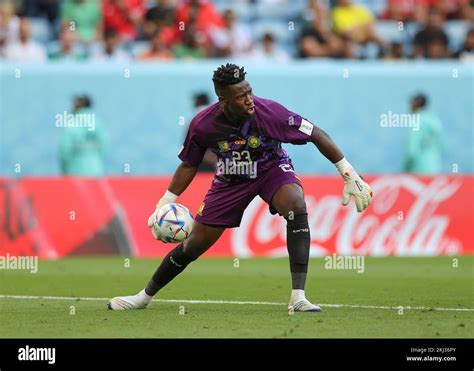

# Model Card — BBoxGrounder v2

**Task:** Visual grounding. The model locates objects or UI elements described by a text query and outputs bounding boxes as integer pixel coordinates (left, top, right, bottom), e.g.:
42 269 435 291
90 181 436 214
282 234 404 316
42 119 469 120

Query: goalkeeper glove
335 158 373 213
147 190 178 241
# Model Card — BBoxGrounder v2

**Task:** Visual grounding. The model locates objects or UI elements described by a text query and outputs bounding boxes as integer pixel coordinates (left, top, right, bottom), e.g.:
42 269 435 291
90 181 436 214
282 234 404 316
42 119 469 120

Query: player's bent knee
181 222 224 260
285 198 307 219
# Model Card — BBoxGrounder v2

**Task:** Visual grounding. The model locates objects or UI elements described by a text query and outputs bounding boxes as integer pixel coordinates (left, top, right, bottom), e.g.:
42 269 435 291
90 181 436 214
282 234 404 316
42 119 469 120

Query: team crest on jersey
248 136 260 148
218 141 230 152
197 202 205 216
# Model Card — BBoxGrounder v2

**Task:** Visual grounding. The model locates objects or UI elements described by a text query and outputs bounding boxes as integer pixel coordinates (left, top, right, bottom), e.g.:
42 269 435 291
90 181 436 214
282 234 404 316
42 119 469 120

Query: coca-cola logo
231 176 464 257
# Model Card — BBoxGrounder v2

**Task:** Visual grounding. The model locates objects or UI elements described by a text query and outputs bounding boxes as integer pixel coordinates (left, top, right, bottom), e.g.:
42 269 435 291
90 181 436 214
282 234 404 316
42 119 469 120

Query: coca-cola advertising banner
0 175 472 258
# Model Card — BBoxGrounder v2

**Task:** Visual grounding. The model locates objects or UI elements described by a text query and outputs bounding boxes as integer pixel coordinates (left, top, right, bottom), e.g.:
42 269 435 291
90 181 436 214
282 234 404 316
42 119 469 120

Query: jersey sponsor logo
197 202 205 216
234 139 246 145
248 136 260 148
218 141 230 152
299 118 314 136
233 176 471 258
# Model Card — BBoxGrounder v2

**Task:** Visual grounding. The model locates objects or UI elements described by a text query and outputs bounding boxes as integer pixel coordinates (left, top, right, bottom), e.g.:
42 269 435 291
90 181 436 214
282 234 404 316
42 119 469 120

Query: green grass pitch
0 257 472 338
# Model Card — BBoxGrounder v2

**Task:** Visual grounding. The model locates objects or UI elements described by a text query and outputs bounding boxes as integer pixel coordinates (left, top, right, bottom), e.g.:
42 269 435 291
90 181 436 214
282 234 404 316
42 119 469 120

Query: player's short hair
74 94 92 108
212 63 246 91
411 93 427 108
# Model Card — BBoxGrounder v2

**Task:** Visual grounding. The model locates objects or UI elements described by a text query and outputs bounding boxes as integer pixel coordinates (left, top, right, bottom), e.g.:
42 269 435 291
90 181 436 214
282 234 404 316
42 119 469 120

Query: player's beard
224 106 251 124
239 105 255 120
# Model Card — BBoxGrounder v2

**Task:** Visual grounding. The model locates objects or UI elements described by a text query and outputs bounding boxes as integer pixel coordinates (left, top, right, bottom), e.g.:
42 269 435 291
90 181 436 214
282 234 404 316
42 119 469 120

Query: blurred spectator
22 0 59 29
434 0 473 20
380 0 428 23
60 0 102 43
384 41 406 60
48 24 86 61
413 8 450 58
1 0 470 63
299 0 348 58
210 9 252 58
59 95 108 177
381 0 473 23
454 28 474 60
426 34 450 58
403 93 443 175
251 32 290 63
103 0 146 41
175 0 224 34
137 29 173 60
160 0 222 49
383 0 473 21
142 0 176 40
331 0 387 54
259 0 289 5
0 1 20 57
4 17 46 62
171 19 207 59
90 28 131 62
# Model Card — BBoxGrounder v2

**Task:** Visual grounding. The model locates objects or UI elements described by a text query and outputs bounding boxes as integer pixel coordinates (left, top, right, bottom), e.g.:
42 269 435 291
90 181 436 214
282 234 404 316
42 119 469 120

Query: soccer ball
155 203 194 243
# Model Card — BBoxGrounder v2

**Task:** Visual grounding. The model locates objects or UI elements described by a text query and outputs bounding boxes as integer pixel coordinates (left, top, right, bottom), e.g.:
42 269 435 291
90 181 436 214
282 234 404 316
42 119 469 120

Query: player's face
222 80 255 119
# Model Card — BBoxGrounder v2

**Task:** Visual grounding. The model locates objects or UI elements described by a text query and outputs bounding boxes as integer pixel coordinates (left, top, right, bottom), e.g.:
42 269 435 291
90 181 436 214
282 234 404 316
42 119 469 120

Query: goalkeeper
108 64 373 312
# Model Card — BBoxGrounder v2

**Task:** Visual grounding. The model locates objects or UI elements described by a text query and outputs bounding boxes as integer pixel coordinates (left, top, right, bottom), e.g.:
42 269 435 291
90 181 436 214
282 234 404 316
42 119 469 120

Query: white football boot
288 290 321 313
107 289 153 310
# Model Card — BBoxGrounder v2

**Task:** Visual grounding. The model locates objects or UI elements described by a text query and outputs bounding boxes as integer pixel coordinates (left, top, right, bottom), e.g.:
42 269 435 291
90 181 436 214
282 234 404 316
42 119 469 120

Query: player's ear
215 86 226 104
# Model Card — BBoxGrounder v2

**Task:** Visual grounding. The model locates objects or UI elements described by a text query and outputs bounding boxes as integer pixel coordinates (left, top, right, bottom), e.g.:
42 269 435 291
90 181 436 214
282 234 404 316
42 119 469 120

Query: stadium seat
255 1 295 20
357 0 387 17
403 22 423 56
286 0 308 20
444 21 471 53
213 1 255 22
29 17 51 43
252 19 296 46
353 42 380 60
403 21 470 55
46 41 59 54
131 41 149 58
404 22 423 40
375 21 406 44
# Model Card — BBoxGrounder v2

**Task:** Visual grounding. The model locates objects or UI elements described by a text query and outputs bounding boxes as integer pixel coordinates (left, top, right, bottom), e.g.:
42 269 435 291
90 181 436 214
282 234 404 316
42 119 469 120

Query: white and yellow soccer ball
155 203 194 243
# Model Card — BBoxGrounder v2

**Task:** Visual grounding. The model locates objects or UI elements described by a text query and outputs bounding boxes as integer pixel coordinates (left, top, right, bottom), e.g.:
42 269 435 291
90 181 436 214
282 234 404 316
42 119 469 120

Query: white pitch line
0 295 473 312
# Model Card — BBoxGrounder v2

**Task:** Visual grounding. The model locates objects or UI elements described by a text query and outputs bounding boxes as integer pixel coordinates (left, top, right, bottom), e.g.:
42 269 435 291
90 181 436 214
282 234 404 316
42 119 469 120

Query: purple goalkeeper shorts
195 161 303 228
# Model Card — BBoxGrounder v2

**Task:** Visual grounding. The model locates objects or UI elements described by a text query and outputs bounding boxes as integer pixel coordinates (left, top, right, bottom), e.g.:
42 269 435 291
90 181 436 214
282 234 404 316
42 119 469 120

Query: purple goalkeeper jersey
178 96 314 181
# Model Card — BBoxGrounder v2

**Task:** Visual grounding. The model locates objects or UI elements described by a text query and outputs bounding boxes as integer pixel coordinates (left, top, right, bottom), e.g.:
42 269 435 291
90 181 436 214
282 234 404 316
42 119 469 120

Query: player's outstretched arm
147 161 198 240
310 126 373 212
310 125 344 163
167 161 199 196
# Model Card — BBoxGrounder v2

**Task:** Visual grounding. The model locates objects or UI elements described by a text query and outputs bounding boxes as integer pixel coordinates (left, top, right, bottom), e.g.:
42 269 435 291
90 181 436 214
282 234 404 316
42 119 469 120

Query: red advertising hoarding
0 175 472 258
